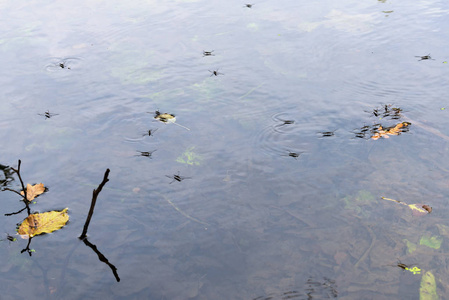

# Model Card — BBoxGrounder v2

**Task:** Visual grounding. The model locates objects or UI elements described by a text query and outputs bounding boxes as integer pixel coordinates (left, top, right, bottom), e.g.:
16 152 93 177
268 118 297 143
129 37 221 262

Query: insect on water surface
165 172 192 184
209 69 224 77
203 50 215 56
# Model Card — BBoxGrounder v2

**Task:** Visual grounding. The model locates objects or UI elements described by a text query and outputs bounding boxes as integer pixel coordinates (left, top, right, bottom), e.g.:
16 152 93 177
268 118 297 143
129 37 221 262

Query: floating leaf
20 183 45 201
380 197 431 216
153 111 190 130
371 122 411 140
420 271 439 300
420 235 442 250
155 112 176 123
409 204 430 216
422 205 432 213
17 208 69 238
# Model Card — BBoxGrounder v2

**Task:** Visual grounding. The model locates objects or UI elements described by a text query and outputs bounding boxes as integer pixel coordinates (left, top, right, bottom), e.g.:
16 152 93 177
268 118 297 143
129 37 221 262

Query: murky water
1 0 449 299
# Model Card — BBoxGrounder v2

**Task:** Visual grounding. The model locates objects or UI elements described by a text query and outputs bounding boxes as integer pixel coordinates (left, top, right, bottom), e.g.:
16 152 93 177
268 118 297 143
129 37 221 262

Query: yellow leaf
154 112 176 123
17 208 69 238
20 183 45 201
381 197 431 216
408 204 429 216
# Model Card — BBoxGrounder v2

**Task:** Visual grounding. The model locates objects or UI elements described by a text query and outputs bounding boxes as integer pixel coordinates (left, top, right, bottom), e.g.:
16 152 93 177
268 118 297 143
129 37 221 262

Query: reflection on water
0 0 449 298
81 238 120 282
253 277 338 300
0 164 14 188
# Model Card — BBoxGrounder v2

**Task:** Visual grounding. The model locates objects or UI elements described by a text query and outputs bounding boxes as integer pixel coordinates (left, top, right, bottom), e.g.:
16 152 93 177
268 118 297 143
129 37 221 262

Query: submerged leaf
17 208 69 238
420 235 442 250
20 183 45 201
420 271 439 300
342 190 375 217
436 224 449 238
403 239 417 254
176 146 203 165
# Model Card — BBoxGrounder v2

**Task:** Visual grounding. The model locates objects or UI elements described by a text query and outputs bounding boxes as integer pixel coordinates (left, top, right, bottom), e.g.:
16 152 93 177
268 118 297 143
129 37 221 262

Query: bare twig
4 206 27 216
11 160 30 215
79 169 110 239
21 237 34 256
3 187 24 197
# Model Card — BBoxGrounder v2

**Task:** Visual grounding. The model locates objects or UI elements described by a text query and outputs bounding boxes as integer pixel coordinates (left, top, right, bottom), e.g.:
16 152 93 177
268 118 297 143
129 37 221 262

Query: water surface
1 0 449 299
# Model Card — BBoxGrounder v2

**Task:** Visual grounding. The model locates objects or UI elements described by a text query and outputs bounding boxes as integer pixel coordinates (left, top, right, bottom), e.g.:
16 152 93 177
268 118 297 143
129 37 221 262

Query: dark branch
5 206 27 216
2 187 23 197
79 169 110 239
21 237 33 256
11 160 31 215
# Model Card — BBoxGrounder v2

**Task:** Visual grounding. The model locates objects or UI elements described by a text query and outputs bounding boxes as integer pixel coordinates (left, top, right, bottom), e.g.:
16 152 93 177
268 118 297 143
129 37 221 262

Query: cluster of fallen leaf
354 105 412 140
15 183 69 239
371 122 411 140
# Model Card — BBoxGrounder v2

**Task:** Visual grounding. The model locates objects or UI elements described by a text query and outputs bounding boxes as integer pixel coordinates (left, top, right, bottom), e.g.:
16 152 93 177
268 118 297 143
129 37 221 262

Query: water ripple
254 112 311 159
44 56 83 72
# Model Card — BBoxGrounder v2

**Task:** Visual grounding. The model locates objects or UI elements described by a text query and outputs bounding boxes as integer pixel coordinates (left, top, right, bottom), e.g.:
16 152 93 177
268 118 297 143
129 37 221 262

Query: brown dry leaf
371 122 410 140
17 208 69 238
422 205 432 213
20 183 45 201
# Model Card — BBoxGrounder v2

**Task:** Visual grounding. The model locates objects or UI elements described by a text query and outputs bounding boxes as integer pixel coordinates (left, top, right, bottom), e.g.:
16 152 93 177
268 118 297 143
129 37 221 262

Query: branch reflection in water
82 237 120 282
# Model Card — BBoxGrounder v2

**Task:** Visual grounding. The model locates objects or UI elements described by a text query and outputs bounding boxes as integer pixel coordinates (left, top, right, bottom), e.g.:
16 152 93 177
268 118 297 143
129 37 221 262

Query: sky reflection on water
0 0 449 299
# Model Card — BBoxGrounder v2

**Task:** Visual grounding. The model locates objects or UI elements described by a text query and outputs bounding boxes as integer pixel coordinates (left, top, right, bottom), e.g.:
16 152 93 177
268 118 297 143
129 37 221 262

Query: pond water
1 0 449 299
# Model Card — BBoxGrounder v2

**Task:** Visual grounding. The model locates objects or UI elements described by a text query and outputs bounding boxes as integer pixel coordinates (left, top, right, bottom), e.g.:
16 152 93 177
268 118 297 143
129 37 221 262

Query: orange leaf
20 183 45 201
